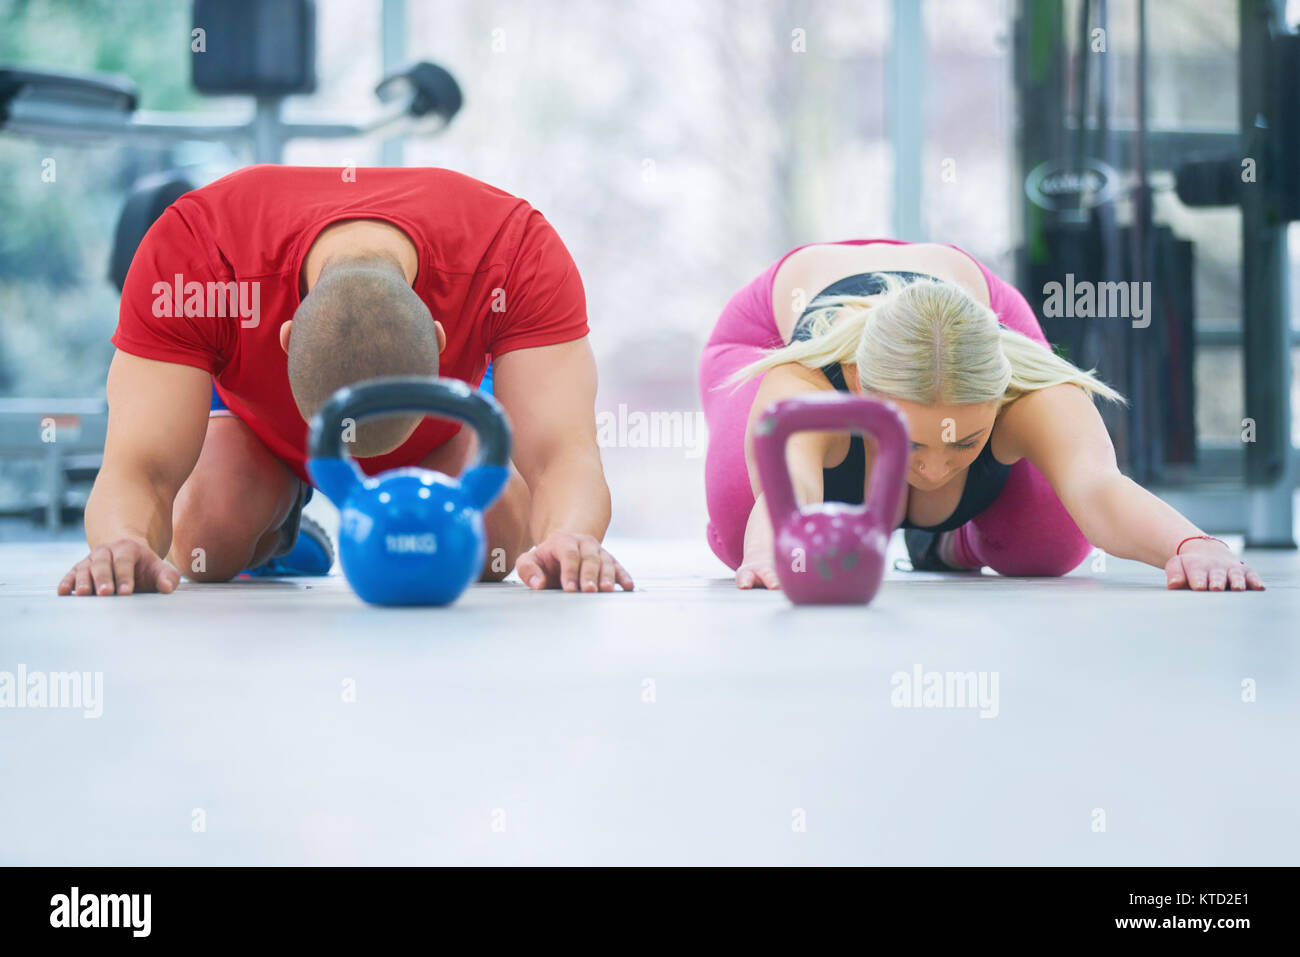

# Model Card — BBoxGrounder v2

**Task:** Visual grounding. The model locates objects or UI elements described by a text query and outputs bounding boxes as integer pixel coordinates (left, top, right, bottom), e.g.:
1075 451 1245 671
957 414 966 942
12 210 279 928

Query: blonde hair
728 275 1127 408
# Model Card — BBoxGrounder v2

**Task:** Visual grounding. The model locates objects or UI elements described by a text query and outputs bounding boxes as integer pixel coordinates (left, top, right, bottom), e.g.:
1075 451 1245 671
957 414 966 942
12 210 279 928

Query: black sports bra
788 270 1011 533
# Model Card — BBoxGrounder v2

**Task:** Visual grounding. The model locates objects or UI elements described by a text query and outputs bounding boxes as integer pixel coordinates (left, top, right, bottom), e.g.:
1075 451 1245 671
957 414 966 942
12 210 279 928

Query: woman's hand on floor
1165 539 1265 591
736 555 781 590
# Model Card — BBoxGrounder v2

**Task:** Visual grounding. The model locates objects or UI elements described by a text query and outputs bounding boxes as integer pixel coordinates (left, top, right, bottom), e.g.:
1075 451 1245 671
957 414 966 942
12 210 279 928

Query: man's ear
433 320 447 354
279 320 293 355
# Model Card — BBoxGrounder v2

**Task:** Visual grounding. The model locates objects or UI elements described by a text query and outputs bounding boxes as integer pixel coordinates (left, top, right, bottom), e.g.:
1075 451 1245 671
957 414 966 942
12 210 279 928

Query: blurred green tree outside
0 0 202 396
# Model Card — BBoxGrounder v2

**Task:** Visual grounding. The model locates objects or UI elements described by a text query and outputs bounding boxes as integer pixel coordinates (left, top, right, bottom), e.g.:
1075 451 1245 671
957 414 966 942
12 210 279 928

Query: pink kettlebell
754 393 910 604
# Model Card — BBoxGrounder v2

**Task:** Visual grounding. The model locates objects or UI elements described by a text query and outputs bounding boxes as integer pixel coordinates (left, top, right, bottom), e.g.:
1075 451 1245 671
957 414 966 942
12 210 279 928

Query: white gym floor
1 519 1296 866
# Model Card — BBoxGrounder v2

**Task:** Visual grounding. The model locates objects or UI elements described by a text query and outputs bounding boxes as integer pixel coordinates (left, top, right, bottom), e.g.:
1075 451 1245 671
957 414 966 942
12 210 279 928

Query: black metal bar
1239 0 1295 545
1130 0 1157 482
1240 2 1291 485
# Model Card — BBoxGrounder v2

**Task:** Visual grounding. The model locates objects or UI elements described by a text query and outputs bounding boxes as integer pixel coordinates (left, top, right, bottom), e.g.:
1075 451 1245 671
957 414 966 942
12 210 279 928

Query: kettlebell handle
308 376 512 468
754 393 910 529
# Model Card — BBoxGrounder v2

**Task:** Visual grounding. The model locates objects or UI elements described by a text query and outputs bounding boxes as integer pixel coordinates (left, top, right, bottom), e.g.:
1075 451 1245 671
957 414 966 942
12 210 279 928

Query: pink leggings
699 239 1092 576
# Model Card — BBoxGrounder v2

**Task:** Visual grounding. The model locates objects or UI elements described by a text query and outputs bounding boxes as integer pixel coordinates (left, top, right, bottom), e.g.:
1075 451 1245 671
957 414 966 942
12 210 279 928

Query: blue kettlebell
306 376 512 606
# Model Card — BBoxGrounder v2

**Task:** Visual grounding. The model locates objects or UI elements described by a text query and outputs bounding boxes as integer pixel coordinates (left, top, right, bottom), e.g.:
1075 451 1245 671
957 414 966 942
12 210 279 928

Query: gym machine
0 0 460 162
1014 0 1297 547
0 0 458 530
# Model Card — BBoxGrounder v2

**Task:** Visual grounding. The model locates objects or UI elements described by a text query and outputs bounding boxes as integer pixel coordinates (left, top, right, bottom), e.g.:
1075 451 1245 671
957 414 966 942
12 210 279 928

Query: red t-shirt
111 165 589 481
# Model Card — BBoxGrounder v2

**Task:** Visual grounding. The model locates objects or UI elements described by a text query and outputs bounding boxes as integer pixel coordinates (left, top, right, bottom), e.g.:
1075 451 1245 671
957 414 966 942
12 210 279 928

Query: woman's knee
707 520 742 571
983 533 1091 577
703 439 753 570
965 459 1090 576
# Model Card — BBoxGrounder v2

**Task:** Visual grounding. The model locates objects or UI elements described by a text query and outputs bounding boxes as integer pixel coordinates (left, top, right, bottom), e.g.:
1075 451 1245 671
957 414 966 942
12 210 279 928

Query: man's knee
171 482 293 581
171 497 262 581
479 468 531 582
169 416 300 581
479 544 523 582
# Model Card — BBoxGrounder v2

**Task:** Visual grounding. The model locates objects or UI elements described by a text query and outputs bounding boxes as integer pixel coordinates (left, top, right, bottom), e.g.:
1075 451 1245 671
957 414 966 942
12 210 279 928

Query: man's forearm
525 450 611 542
84 469 175 556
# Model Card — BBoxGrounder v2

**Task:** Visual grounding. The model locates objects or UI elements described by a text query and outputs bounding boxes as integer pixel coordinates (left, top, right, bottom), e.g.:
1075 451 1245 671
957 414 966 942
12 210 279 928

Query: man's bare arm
59 351 210 595
491 338 632 591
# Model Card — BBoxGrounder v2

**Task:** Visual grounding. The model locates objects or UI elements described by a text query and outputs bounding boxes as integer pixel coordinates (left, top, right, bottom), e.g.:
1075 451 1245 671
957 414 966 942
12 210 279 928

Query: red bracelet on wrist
1175 535 1244 564
1176 535 1225 554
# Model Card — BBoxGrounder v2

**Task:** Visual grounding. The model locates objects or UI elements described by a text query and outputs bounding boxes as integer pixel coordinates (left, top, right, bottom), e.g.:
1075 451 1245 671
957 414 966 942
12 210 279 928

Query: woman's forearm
1077 472 1208 568
742 457 824 564
742 493 775 562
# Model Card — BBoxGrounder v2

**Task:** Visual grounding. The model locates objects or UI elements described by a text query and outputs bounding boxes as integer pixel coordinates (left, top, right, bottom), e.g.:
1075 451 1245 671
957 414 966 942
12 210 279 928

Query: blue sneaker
245 514 334 577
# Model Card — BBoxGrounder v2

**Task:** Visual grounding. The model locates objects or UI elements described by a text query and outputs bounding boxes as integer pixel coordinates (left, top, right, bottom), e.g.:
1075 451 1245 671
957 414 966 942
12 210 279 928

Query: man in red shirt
57 165 633 596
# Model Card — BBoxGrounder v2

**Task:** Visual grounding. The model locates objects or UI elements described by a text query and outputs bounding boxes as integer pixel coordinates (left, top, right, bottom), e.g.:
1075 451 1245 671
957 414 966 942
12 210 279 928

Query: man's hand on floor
58 537 180 596
515 531 633 592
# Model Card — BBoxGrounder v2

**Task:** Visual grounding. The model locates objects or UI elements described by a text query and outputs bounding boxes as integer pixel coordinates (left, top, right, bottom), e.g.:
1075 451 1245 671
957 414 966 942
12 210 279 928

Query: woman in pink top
699 239 1264 592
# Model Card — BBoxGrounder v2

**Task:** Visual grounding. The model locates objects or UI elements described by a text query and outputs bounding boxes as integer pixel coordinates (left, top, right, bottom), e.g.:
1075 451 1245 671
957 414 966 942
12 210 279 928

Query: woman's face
878 396 1000 490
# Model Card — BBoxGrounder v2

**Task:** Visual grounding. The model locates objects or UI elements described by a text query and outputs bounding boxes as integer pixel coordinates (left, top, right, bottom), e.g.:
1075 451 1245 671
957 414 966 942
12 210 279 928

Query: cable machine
1013 0 1296 547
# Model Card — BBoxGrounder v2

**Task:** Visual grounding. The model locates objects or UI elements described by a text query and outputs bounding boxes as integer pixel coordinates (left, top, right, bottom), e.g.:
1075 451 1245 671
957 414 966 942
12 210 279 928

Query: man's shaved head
286 256 439 457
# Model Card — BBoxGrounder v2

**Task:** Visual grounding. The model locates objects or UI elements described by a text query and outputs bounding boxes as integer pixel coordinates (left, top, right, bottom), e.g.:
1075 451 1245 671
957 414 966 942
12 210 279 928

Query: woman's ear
434 320 447 354
279 320 293 354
